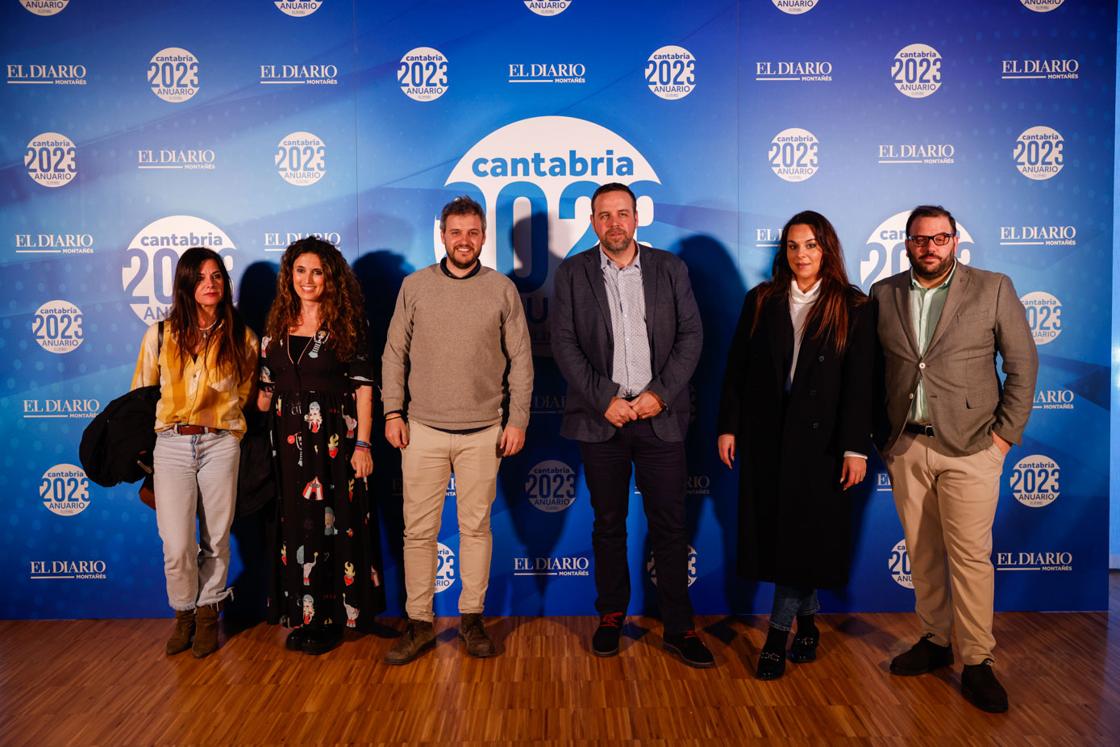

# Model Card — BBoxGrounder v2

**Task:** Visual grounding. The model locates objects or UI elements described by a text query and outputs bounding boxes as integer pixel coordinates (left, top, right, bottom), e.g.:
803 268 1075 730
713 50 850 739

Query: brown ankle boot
165 609 196 656
384 619 436 665
459 613 496 658
192 602 223 659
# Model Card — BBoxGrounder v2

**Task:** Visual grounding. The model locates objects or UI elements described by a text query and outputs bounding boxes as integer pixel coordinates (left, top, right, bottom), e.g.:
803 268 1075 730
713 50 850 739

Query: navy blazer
550 245 702 443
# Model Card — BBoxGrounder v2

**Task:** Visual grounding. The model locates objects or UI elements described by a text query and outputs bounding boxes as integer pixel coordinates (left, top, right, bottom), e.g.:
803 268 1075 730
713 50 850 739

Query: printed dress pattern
262 332 385 632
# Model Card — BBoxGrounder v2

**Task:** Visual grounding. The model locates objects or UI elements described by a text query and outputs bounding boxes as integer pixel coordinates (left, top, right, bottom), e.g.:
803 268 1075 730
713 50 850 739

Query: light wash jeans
769 585 820 632
153 430 240 611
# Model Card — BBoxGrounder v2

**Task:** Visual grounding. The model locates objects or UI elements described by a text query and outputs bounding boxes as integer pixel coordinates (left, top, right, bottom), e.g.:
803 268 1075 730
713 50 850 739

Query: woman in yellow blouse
132 247 258 658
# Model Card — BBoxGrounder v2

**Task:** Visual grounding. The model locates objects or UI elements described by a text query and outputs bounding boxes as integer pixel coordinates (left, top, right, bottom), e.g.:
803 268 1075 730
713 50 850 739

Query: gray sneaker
459 613 497 658
384 619 436 665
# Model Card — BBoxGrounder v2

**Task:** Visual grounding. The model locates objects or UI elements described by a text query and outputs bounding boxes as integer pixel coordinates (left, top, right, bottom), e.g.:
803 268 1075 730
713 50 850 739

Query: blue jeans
153 430 240 611
769 585 819 632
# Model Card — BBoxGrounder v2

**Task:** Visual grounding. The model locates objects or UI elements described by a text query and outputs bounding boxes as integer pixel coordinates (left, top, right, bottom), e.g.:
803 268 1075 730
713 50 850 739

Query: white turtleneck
787 278 821 391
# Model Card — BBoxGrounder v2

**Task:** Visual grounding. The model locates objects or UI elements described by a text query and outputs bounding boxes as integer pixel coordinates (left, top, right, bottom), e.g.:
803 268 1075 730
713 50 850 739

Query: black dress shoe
663 630 715 669
285 627 306 652
788 630 819 664
890 633 953 676
301 625 342 656
755 649 786 680
592 612 625 657
961 659 1009 713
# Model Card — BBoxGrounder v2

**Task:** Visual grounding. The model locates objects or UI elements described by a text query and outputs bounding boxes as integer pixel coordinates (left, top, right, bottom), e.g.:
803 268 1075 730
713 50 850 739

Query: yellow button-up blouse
131 322 259 438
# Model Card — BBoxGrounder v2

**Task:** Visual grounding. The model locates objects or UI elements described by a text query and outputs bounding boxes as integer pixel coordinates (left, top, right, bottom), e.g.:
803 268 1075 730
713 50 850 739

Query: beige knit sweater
381 263 533 430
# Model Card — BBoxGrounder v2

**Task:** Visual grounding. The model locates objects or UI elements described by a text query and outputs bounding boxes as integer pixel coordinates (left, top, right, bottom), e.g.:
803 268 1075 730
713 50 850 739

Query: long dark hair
265 237 367 362
165 246 251 378
751 210 865 352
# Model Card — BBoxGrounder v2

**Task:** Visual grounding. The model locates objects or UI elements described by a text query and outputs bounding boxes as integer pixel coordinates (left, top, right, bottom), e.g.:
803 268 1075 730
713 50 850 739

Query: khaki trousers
401 420 502 622
884 432 1006 665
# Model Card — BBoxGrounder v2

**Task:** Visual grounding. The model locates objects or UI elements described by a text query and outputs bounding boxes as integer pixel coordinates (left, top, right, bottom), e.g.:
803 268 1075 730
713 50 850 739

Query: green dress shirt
909 261 956 424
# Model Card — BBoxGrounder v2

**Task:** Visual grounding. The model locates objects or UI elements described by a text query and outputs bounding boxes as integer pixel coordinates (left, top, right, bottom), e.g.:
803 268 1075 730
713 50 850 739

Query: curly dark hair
265 237 367 362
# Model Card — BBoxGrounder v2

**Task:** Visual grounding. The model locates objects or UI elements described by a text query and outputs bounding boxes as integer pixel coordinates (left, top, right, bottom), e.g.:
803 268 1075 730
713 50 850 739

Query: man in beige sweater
381 196 533 664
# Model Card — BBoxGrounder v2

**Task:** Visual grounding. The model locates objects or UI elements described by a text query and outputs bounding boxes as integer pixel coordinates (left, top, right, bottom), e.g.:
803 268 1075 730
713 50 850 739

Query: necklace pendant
308 329 328 359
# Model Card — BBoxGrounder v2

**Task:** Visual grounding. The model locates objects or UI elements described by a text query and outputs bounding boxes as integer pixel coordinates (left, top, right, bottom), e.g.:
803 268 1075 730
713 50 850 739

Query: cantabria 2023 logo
148 48 198 103
442 116 661 352
648 546 699 587
435 542 456 593
33 300 83 353
41 464 90 516
860 210 973 288
892 44 941 98
25 132 76 188
20 0 68 15
525 460 577 512
889 539 912 588
275 0 322 17
122 216 236 323
524 0 571 16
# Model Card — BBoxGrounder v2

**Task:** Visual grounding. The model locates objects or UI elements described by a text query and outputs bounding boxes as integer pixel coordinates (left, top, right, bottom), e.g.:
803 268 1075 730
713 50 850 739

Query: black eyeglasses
906 233 954 247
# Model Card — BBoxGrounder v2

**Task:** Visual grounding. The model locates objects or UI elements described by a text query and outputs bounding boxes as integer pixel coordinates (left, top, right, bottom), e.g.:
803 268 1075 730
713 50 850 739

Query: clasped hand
604 392 662 428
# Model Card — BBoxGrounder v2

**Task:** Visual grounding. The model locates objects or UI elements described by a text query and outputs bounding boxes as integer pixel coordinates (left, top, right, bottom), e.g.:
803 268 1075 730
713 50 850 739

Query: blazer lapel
641 246 659 352
893 277 920 357
584 246 613 346
924 263 969 356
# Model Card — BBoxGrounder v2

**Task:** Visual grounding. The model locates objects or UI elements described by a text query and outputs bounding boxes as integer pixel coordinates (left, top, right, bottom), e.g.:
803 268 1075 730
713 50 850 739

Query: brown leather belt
171 424 220 435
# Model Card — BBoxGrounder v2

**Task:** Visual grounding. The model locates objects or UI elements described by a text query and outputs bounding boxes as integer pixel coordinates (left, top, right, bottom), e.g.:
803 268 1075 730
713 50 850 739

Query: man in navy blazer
551 182 712 667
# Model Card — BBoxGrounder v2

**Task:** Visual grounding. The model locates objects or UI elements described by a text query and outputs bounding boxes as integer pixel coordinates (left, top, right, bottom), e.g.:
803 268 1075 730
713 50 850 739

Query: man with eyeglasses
870 204 1037 713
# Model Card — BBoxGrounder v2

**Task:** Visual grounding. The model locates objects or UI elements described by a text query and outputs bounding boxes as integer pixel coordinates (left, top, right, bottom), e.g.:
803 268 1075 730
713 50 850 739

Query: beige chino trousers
401 420 502 623
884 431 1006 665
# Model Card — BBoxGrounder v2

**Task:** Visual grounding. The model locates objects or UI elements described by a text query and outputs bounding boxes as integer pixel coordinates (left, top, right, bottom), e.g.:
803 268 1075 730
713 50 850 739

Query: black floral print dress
261 331 385 632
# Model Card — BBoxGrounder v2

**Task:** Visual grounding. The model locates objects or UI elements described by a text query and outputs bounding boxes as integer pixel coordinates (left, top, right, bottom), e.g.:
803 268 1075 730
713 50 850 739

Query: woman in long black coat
717 210 874 680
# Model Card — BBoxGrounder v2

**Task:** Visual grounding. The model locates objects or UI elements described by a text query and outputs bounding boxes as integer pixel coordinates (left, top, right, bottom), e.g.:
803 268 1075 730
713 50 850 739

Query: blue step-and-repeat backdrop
1 0 1113 620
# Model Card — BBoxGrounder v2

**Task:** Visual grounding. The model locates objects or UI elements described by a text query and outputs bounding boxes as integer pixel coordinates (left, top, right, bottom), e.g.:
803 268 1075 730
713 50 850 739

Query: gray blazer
551 245 702 443
871 263 1038 457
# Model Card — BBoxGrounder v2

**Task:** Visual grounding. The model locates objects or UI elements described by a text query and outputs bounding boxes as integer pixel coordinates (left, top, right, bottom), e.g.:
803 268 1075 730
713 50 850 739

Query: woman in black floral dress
258 237 385 655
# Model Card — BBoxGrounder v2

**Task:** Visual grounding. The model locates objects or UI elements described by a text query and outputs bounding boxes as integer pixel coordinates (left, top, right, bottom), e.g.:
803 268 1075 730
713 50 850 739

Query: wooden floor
4 579 1120 745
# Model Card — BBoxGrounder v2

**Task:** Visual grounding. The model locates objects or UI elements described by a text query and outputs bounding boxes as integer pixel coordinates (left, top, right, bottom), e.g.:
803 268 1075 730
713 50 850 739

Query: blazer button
811 422 819 429
817 355 825 362
919 362 926 370
908 393 915 400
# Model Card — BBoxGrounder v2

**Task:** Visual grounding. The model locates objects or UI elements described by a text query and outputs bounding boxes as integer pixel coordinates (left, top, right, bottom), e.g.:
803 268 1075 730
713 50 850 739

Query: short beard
447 249 479 271
600 234 633 255
909 253 955 281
